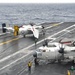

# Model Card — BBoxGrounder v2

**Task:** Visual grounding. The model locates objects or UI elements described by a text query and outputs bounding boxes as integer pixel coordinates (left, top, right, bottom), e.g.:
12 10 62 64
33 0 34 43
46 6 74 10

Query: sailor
44 39 48 46
34 58 39 65
42 40 48 47
28 61 32 71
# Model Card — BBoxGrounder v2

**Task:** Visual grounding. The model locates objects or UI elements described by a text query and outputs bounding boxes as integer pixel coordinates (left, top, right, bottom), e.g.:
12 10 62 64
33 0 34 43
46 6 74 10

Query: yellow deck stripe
0 38 19 46
53 23 60 26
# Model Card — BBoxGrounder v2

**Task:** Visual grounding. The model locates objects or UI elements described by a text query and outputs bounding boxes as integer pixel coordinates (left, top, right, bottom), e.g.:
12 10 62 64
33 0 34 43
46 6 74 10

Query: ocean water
0 3 75 26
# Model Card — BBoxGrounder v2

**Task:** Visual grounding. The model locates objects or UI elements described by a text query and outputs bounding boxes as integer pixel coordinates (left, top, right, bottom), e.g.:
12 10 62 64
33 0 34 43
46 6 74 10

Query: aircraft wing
28 27 39 39
34 25 43 29
64 46 75 52
32 28 39 39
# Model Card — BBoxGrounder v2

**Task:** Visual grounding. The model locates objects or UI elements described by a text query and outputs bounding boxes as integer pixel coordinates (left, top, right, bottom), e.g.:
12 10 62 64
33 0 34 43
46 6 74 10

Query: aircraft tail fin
2 23 6 33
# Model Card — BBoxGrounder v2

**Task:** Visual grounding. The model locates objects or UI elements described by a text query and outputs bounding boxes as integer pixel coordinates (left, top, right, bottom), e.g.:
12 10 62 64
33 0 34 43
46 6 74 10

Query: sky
0 0 75 3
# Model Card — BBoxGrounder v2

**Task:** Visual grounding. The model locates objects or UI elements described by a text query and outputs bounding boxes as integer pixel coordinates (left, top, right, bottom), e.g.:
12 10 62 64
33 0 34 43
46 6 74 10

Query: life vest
28 62 32 67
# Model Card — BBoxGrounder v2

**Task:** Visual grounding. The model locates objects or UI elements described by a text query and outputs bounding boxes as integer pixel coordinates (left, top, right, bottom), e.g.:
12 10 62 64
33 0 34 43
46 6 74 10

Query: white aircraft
33 42 75 64
19 24 43 39
2 23 44 39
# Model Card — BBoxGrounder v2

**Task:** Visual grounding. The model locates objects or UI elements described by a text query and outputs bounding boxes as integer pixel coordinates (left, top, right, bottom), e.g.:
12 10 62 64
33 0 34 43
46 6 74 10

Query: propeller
58 44 65 60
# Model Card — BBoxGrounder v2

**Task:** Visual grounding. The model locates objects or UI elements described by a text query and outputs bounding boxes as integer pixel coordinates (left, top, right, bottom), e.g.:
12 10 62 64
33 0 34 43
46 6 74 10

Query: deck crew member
28 61 32 71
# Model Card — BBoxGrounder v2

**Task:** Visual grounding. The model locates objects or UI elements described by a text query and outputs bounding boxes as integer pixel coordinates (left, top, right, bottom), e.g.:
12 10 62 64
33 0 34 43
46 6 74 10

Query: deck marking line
0 51 33 71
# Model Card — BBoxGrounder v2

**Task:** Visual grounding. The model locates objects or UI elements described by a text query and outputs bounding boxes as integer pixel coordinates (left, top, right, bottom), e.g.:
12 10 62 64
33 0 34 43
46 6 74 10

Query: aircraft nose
33 52 37 58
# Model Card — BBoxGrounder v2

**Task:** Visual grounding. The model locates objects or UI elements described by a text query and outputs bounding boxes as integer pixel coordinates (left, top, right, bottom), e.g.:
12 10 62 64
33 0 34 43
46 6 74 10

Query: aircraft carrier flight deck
0 22 75 75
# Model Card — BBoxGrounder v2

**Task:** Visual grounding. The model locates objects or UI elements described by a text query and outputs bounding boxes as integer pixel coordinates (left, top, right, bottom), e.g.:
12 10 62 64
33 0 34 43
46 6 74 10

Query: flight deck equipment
14 25 19 36
2 23 6 33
